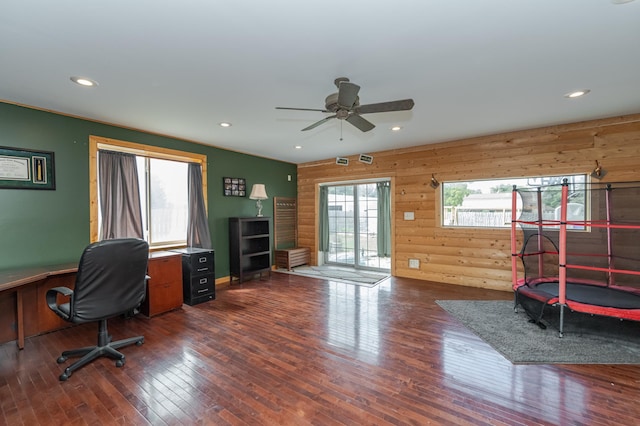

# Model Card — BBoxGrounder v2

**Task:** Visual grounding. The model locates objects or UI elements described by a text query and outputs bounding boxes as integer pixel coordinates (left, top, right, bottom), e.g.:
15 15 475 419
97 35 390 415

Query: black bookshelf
229 217 271 283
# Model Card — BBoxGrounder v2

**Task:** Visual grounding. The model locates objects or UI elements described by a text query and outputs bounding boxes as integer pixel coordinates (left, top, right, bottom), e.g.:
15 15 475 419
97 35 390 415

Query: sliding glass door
323 181 390 271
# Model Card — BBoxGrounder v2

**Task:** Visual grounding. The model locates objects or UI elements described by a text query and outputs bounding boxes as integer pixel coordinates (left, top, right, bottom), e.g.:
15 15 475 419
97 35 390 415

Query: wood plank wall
297 114 640 291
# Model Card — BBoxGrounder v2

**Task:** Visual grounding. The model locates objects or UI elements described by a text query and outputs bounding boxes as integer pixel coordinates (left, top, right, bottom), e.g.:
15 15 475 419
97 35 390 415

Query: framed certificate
0 146 55 190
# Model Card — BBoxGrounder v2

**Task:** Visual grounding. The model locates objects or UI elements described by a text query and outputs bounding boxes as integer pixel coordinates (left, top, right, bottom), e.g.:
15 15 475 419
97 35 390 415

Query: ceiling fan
276 77 415 132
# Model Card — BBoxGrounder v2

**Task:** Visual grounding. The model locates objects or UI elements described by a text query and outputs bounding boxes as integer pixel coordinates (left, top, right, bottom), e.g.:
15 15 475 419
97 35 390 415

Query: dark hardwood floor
2 272 640 425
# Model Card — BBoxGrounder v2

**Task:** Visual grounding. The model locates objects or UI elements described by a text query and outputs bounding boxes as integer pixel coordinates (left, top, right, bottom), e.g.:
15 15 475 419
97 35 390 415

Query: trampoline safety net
512 181 640 332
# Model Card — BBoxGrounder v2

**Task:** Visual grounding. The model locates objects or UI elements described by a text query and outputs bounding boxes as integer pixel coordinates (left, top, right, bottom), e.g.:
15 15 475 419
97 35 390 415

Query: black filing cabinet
171 248 215 305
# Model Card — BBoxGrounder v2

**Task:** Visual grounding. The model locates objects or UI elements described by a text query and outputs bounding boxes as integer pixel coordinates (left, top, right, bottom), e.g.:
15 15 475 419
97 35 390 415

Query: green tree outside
443 184 477 206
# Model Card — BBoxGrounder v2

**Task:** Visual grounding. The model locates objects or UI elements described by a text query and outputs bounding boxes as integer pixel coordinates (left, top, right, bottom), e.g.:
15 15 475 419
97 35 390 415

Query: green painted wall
0 102 297 277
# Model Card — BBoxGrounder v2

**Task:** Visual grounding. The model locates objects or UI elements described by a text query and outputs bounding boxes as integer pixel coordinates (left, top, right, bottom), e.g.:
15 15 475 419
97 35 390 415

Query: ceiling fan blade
276 106 331 113
337 82 360 109
346 114 375 132
302 115 336 131
355 99 415 114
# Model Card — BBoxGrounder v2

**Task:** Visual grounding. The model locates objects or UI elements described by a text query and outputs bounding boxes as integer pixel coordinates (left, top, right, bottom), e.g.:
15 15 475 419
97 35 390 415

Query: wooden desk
0 252 184 350
0 263 78 350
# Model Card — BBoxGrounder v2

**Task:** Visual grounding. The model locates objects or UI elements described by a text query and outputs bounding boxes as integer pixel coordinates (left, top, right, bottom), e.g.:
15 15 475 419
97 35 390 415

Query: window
89 136 207 248
138 157 188 245
442 174 587 228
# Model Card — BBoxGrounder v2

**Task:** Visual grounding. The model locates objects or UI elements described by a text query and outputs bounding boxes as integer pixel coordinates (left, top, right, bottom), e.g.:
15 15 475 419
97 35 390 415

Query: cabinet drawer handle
197 288 209 293
197 267 208 272
199 278 208 284
199 257 207 263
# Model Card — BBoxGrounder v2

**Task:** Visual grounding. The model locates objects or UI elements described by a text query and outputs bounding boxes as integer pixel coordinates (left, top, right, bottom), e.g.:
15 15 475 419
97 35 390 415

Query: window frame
89 135 207 248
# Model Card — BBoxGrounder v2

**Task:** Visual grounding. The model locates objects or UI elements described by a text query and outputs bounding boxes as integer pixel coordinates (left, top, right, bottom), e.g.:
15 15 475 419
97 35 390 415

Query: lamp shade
249 184 268 200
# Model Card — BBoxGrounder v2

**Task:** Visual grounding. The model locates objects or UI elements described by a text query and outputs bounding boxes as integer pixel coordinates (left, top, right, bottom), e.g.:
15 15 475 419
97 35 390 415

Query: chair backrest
71 238 149 322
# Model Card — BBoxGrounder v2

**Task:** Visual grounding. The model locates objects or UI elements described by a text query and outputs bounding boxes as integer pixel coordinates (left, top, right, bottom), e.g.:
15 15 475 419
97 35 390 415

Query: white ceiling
1 1 639 164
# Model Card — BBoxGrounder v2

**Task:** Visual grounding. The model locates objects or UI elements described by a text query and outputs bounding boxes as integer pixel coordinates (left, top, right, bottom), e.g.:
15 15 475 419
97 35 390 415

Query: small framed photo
223 177 246 196
336 157 349 166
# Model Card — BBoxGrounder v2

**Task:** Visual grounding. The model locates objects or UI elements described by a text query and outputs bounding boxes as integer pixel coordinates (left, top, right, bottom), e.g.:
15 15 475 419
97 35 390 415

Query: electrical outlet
409 259 420 269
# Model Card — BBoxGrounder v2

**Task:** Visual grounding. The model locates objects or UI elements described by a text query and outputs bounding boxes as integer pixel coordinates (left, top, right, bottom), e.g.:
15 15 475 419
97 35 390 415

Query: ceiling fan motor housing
325 93 359 114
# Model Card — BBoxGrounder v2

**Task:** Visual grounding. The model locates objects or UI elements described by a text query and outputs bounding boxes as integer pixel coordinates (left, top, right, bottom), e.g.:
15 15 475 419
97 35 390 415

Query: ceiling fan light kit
276 77 415 133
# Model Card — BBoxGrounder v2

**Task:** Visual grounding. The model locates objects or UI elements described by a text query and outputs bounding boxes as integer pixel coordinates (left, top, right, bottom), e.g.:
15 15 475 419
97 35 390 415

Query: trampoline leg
559 304 565 338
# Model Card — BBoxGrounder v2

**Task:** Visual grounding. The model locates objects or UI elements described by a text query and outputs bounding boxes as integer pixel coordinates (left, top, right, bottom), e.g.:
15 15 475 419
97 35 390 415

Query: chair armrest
46 286 74 321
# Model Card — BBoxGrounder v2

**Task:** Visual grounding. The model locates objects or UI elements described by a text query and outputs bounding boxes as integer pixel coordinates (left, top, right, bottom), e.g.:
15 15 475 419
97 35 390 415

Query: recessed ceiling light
391 126 402 131
564 89 591 98
219 122 232 127
294 145 302 149
70 76 98 87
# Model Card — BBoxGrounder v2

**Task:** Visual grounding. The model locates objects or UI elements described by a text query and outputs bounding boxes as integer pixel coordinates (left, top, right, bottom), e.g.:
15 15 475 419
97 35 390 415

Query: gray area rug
277 265 389 287
436 300 640 364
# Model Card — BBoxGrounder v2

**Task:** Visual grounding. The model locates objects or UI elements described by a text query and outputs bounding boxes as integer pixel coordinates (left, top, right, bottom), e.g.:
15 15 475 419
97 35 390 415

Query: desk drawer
148 255 182 286
143 252 183 317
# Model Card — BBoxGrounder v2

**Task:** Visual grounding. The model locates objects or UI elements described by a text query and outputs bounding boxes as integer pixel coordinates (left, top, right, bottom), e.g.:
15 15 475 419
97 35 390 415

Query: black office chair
46 238 149 381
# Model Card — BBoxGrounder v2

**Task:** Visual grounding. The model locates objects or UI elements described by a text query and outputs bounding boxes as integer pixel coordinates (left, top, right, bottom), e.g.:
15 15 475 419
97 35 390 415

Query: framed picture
0 146 56 190
223 177 246 197
336 157 349 166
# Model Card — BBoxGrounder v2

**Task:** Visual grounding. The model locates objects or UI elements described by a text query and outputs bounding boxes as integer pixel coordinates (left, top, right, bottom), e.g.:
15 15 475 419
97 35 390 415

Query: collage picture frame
223 177 246 197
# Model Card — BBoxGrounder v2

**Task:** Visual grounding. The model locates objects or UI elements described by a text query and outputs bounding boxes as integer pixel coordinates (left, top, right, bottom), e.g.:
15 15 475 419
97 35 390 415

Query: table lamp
249 184 268 216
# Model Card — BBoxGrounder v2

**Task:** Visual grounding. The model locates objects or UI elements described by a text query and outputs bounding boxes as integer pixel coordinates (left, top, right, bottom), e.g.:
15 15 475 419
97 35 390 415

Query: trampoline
511 180 640 336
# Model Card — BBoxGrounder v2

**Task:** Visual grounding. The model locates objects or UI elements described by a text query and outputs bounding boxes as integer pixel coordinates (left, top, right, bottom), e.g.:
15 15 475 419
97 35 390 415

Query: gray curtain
318 186 329 252
187 163 212 248
98 150 144 240
376 181 391 257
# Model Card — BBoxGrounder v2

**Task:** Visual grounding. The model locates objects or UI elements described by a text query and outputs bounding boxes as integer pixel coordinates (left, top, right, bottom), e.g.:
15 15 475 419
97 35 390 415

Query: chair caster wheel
59 368 71 381
57 356 67 364
116 359 125 368
136 339 144 346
